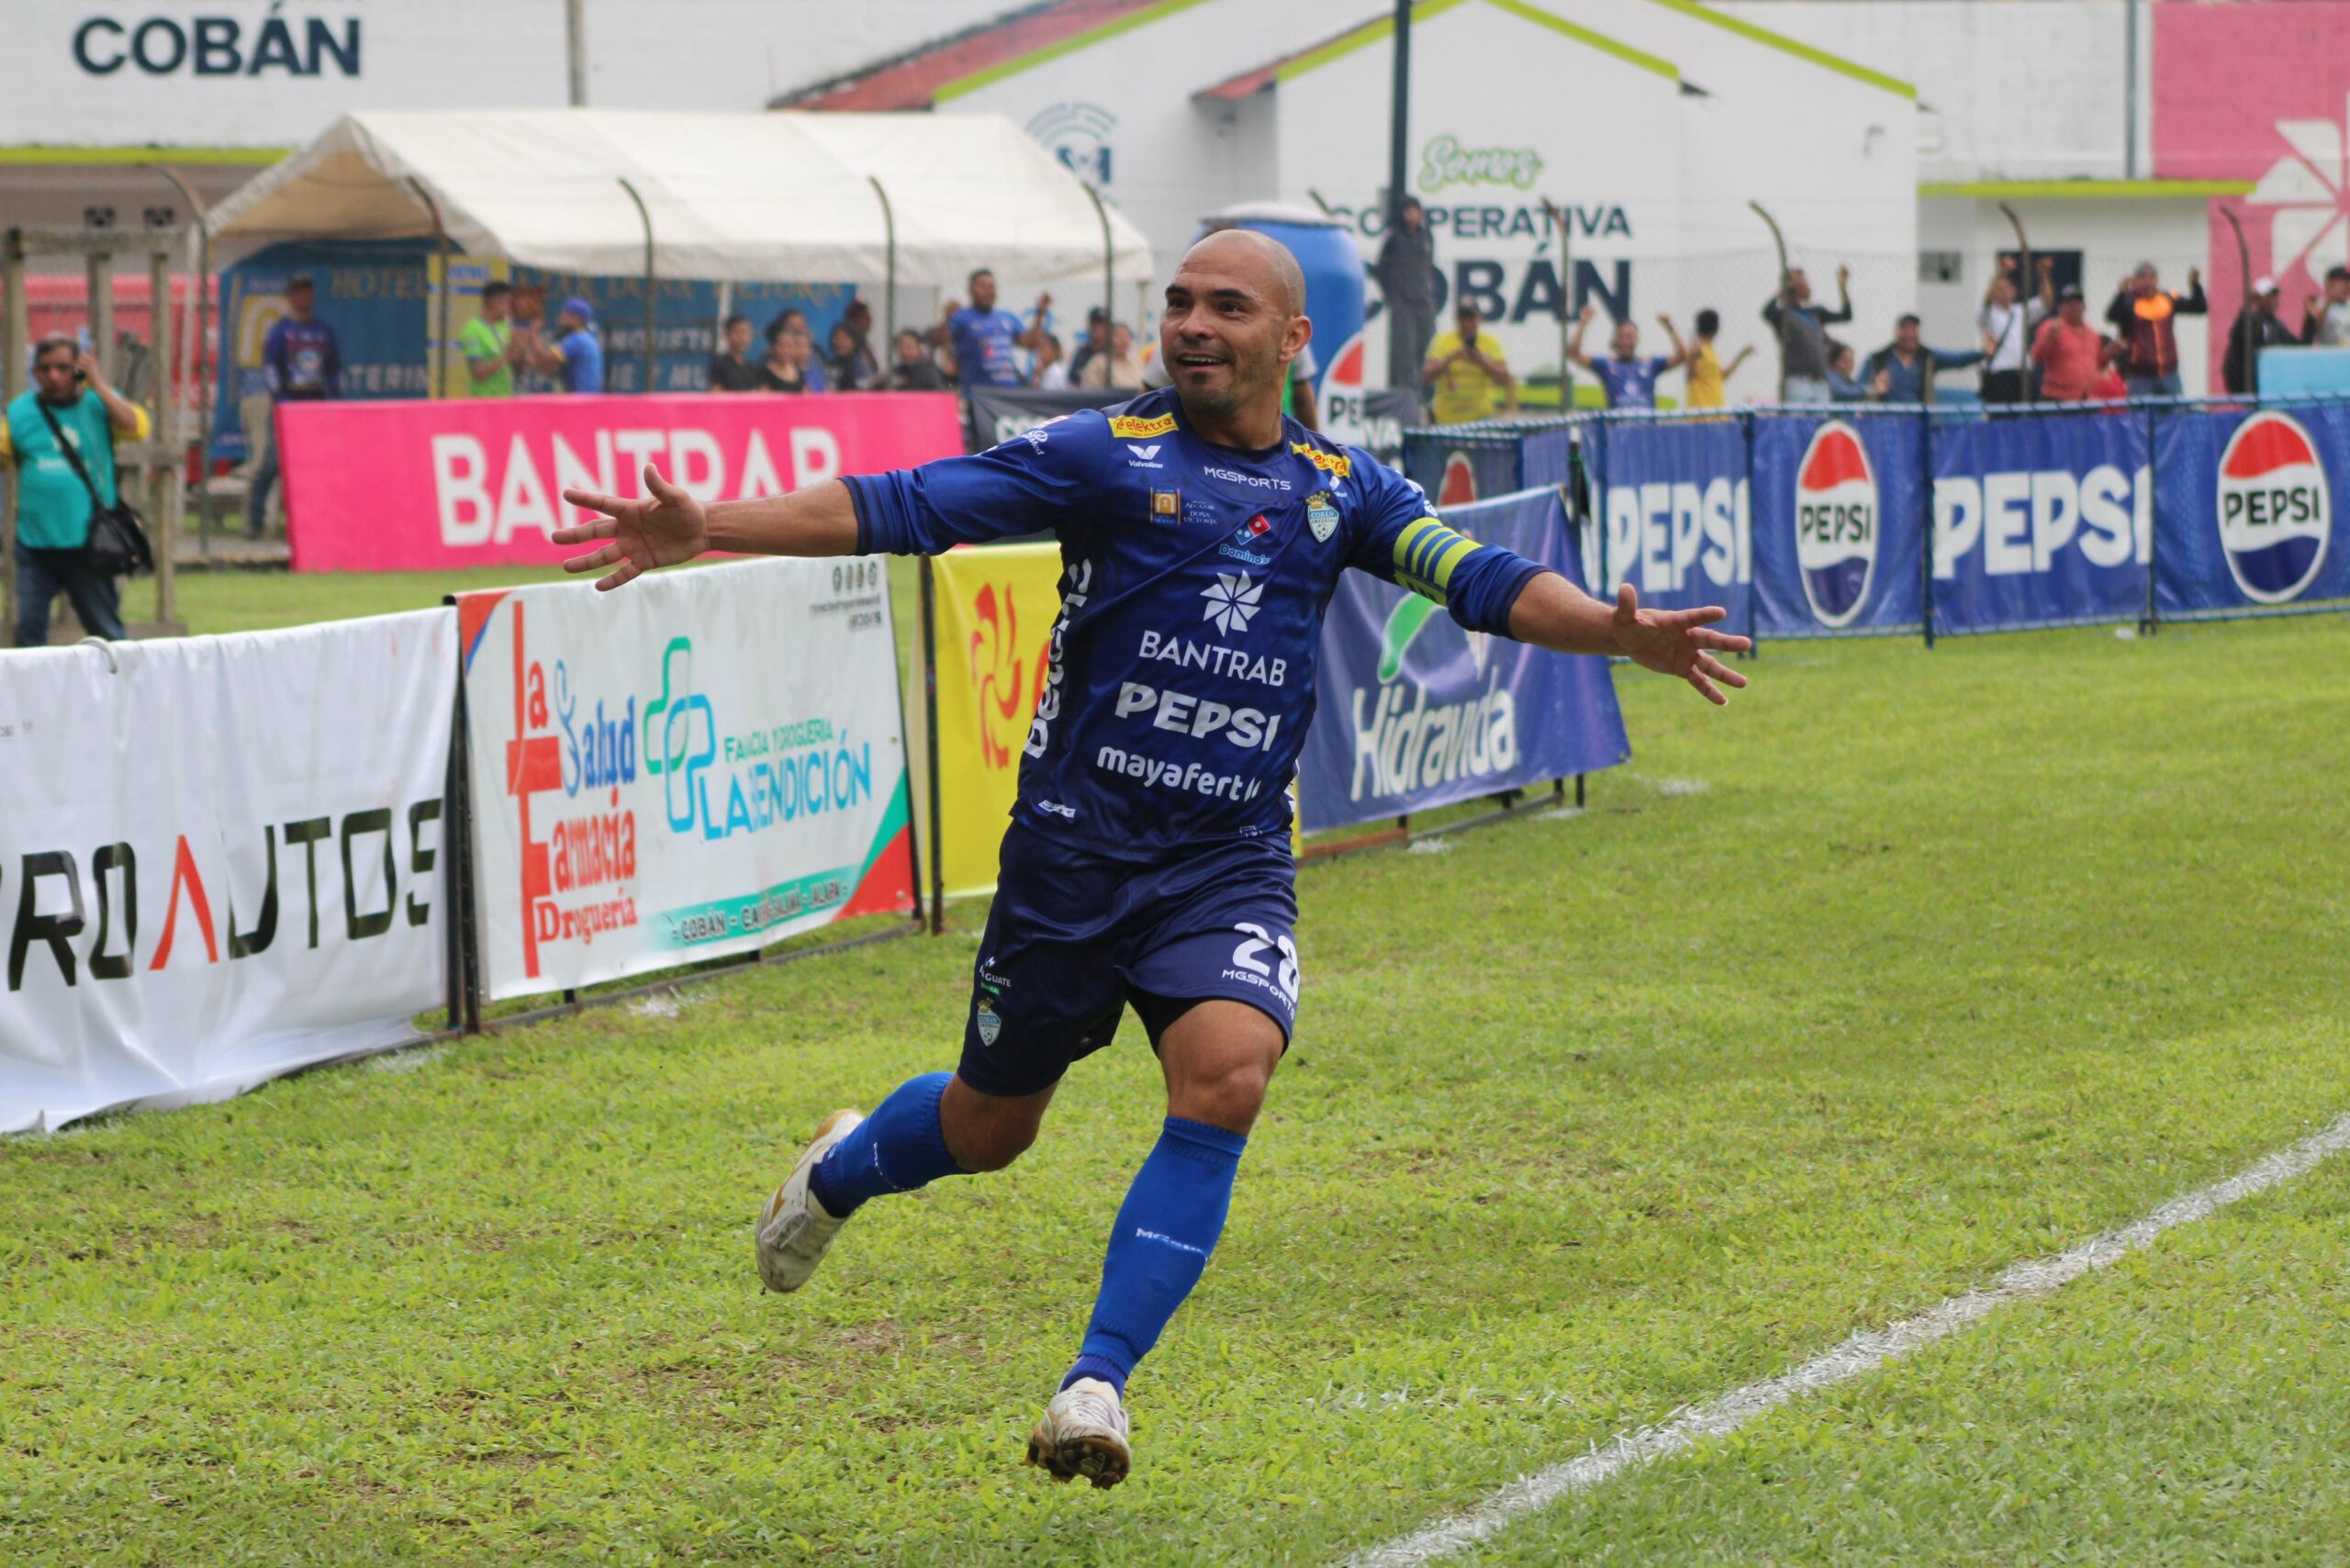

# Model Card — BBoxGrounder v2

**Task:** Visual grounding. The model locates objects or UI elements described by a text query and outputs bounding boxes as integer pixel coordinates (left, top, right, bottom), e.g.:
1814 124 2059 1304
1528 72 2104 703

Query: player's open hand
1610 583 1752 705
555 464 709 592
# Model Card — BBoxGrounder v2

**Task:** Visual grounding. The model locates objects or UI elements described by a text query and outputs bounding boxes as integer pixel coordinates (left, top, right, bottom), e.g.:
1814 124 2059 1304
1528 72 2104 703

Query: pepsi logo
1795 420 1877 628
2216 411 2330 604
1439 451 1478 508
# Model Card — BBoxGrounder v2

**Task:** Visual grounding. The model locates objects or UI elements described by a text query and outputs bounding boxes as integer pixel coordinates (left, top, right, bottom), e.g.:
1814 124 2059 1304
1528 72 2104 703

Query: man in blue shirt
554 230 1751 1490
1567 304 1684 409
527 296 606 394
246 272 340 540
1861 314 1984 404
939 267 1047 388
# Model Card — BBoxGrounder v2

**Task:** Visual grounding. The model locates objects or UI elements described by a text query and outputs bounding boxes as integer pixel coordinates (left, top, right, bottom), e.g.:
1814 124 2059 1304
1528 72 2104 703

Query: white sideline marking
1348 1113 2350 1568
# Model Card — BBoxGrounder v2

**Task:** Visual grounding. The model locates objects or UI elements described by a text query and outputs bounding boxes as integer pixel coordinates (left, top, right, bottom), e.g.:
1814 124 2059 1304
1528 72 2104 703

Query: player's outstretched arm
555 465 859 592
1506 573 1752 705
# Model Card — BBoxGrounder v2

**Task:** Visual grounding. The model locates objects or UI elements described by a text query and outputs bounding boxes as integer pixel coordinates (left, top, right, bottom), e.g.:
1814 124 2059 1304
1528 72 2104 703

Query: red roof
778 0 1168 112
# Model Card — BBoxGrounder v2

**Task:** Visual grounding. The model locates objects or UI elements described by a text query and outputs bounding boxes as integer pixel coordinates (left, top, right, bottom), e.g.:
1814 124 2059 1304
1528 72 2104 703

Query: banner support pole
888 554 929 936
919 554 946 935
2142 400 2161 635
1741 410 1759 658
1920 408 1937 650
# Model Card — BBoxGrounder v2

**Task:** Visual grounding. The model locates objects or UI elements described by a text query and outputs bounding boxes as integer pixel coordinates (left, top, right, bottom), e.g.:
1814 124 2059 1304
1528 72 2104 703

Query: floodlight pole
2218 204 2254 396
867 174 897 354
1751 200 1790 404
1388 0 1411 236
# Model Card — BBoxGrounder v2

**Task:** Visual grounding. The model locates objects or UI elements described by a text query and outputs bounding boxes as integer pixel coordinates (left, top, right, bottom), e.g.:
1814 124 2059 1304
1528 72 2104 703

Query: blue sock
1062 1116 1249 1397
807 1071 968 1218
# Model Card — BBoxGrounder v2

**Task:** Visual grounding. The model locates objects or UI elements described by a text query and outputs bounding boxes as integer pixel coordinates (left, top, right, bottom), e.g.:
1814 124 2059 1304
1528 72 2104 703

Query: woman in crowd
759 310 828 394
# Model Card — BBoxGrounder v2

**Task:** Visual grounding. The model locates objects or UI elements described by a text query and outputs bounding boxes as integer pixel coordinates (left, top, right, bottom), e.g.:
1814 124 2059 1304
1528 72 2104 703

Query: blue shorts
957 821 1301 1098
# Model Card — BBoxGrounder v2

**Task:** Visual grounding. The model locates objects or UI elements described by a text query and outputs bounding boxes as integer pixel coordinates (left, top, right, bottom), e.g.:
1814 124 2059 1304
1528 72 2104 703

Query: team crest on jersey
1111 412 1177 440
1307 490 1339 543
975 997 1002 1047
1291 442 1351 481
1149 487 1181 521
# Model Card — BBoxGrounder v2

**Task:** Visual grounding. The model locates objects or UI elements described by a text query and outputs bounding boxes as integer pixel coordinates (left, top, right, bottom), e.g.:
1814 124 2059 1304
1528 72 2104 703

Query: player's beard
1177 337 1279 426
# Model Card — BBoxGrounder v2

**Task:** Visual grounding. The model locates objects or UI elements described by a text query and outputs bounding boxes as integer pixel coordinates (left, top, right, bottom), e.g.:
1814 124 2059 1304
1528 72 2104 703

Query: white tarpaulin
0 612 457 1133
456 557 915 1002
204 108 1156 289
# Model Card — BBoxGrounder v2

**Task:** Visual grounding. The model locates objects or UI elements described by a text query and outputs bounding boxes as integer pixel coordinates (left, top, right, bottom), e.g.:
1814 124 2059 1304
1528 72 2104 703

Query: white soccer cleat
754 1108 863 1294
1025 1376 1132 1489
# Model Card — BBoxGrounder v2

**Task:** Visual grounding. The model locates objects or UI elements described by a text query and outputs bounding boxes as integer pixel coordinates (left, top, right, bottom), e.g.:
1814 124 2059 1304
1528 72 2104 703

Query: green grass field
4 609 2346 1565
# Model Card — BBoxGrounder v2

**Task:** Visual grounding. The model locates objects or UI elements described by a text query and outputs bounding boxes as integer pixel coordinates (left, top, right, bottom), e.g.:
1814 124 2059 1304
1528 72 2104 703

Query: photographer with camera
1 333 151 645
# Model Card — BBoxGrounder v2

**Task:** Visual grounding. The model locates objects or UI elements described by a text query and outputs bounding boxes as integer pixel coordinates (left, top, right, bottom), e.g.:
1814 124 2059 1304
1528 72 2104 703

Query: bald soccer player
554 230 1751 1487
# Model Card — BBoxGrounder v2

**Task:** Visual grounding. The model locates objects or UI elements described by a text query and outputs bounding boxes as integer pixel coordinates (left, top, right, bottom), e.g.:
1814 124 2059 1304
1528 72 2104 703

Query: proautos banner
1298 487 1630 833
1589 417 1754 628
1929 410 2150 633
277 391 961 572
1751 411 1927 638
926 543 1066 898
0 612 455 1133
2153 401 2350 616
456 559 914 1002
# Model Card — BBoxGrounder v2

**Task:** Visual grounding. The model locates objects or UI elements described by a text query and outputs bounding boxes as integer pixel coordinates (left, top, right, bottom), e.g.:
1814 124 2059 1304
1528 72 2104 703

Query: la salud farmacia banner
277 390 962 572
455 559 915 1002
1297 486 1630 833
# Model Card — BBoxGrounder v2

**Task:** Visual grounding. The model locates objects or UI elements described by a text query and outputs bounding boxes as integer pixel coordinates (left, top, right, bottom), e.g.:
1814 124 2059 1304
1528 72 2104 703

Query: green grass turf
3 613 2346 1564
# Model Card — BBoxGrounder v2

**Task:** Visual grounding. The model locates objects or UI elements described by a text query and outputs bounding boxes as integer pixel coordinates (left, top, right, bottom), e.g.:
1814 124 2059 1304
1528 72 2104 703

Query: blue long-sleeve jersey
847 389 1546 858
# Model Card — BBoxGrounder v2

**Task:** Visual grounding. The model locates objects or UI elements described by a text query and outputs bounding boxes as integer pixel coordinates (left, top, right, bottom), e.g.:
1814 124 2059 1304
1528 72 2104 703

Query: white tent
204 108 1154 290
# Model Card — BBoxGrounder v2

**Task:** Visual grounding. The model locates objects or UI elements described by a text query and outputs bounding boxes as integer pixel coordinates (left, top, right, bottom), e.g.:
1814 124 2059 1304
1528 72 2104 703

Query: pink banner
2154 2 2350 385
275 392 962 572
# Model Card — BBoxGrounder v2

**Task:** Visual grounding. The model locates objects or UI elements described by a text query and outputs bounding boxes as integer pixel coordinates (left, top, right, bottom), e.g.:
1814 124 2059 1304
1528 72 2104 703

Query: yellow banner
925 543 1065 898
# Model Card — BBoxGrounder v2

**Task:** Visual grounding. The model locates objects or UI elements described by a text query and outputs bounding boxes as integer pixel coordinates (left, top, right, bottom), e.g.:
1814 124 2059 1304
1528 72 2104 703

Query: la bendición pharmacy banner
455 558 916 1002
0 611 457 1133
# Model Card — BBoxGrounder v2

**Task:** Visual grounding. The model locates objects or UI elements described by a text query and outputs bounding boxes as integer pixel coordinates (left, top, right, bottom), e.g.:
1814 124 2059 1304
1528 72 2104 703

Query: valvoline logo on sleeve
1795 420 1878 628
2217 411 2330 604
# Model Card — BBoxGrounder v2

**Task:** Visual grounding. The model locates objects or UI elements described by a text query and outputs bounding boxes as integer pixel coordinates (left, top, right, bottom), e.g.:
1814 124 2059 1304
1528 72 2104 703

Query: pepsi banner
1587 418 1753 627
1404 432 1522 511
2154 403 2350 616
1930 412 2150 634
1297 487 1630 834
1751 412 1927 638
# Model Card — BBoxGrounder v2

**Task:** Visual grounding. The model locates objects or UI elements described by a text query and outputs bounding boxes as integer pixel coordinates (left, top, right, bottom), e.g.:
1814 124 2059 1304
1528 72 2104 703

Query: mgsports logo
2217 410 2331 603
1795 420 1877 628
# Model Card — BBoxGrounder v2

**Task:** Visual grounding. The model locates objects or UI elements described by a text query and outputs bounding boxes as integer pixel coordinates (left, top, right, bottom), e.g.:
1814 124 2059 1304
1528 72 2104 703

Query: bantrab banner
1297 487 1630 834
454 558 915 1002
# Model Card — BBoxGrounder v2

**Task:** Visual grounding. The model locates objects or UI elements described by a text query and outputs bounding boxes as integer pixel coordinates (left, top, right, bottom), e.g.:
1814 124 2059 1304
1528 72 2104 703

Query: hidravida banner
0 611 457 1133
455 558 916 1002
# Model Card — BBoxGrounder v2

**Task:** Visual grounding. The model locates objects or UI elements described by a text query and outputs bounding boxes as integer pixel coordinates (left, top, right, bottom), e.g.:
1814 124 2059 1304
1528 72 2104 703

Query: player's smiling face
1160 232 1311 432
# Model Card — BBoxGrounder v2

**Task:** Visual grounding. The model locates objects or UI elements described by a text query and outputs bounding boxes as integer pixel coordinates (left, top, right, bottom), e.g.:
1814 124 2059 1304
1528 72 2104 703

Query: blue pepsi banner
1751 411 1927 638
1403 433 1521 510
1588 417 1753 628
2153 402 2350 616
1297 487 1630 833
1930 411 2150 633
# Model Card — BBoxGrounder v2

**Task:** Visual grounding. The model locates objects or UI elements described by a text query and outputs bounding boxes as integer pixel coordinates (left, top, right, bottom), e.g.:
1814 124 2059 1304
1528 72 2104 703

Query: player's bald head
1181 228 1307 319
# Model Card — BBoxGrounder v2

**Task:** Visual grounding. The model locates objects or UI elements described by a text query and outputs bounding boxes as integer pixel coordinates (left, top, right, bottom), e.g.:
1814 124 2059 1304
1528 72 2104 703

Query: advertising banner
2153 400 2350 617
1751 411 1927 638
925 543 1068 898
1297 487 1630 834
277 390 961 572
1402 433 1523 511
455 559 914 1002
1589 417 1756 629
1929 410 2150 633
0 611 456 1133
969 385 1420 460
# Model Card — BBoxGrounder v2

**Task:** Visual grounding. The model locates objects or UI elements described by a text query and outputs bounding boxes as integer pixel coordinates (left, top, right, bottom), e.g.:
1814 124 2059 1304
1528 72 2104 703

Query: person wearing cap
2223 275 2297 396
524 295 607 394
247 270 341 540
2030 286 2110 403
1862 313 1982 404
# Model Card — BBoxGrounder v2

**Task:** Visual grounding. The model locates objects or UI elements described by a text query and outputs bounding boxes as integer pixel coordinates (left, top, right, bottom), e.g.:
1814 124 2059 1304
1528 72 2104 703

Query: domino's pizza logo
1795 420 1877 628
2217 410 2330 604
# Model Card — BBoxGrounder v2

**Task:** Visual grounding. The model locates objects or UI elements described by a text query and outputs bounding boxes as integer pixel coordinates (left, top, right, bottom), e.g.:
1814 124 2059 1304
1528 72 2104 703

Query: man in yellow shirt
1422 300 1516 424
